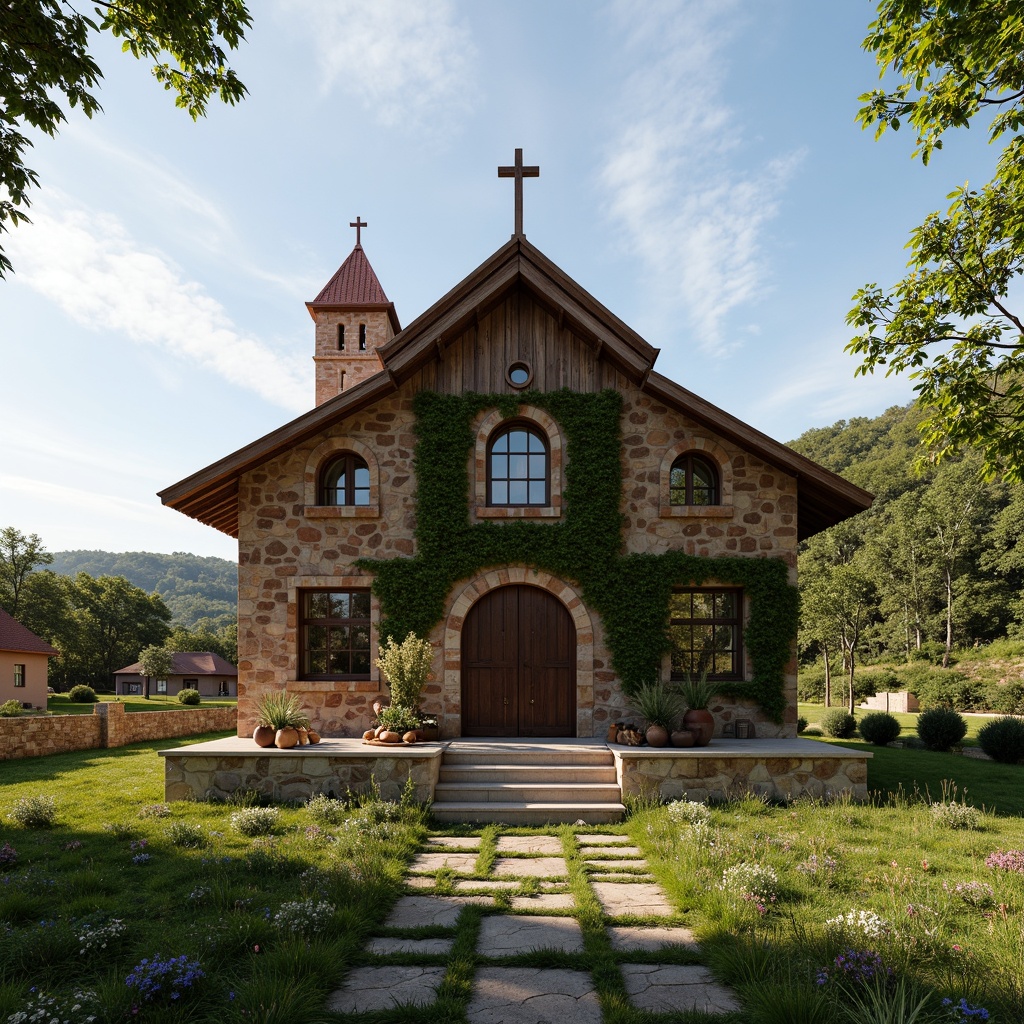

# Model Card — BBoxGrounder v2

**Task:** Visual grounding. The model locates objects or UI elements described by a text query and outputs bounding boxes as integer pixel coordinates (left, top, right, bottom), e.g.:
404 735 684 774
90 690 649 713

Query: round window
506 361 533 388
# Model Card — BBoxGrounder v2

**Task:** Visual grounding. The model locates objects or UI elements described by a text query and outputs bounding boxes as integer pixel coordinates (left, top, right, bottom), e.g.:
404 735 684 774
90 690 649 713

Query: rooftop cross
350 216 367 246
498 148 539 237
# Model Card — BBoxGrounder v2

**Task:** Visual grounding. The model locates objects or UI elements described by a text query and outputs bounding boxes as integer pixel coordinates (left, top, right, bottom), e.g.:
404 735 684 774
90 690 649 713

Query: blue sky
0 0 1000 561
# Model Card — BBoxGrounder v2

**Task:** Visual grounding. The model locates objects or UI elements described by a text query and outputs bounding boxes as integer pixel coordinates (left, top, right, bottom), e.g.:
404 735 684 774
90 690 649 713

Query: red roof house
0 609 58 709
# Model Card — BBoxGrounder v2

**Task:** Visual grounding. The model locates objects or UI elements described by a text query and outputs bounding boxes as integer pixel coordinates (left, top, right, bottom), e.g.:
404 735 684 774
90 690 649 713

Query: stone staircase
430 738 625 825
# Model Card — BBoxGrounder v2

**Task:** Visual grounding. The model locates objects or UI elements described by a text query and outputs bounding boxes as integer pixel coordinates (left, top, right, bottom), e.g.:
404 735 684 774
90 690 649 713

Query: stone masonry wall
0 703 236 761
313 310 394 406
237 358 801 740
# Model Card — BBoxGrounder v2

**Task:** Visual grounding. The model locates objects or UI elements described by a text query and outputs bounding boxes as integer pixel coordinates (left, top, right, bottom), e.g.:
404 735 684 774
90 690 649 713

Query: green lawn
799 700 1001 746
46 693 238 715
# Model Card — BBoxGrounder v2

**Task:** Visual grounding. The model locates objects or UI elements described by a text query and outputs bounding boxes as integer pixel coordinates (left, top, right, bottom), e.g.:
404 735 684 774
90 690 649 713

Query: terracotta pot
274 726 299 749
670 729 695 748
402 731 418 744
296 728 310 746
683 709 714 747
417 724 439 742
607 722 621 743
379 730 402 743
307 730 321 744
252 725 275 748
645 724 669 747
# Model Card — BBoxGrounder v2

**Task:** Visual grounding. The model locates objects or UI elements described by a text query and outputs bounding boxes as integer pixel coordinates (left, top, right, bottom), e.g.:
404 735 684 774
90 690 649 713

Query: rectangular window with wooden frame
13 664 25 687
156 679 167 694
301 589 372 680
669 588 742 680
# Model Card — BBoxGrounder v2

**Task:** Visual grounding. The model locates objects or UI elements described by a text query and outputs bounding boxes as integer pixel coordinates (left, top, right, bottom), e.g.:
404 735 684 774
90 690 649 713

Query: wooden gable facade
161 235 871 741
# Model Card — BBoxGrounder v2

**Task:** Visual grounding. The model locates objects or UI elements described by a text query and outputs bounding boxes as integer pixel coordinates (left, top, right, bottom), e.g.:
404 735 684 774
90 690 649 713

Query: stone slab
467 968 602 1024
511 893 576 911
620 964 740 1014
405 876 437 889
326 965 446 1012
607 925 698 952
579 846 642 857
493 856 568 878
590 874 655 883
385 894 489 928
591 881 673 917
429 836 483 848
575 834 631 844
453 879 523 892
478 914 584 954
409 852 478 873
366 936 454 955
496 835 564 854
584 860 648 870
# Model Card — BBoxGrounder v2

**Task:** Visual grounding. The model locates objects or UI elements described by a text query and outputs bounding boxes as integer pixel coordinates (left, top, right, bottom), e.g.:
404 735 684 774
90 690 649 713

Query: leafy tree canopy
0 0 251 276
847 1 1024 482
0 525 52 615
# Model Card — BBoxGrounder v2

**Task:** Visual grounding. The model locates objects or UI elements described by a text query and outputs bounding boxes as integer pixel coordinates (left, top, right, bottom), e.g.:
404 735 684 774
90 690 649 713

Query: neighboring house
114 652 238 698
0 609 58 709
161 181 871 741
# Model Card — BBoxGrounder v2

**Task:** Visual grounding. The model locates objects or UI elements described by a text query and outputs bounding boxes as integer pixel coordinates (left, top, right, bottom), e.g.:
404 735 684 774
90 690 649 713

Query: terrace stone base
160 737 444 803
609 738 871 803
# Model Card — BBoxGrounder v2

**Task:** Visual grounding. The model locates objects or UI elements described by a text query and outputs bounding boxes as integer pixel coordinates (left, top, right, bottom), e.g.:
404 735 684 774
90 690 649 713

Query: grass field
798 701 1002 746
2 736 1023 1022
46 694 238 715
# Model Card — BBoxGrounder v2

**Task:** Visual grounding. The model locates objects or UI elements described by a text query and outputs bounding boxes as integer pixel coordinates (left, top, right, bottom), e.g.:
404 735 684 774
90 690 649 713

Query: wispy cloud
7 191 309 412
283 0 478 130
600 0 803 350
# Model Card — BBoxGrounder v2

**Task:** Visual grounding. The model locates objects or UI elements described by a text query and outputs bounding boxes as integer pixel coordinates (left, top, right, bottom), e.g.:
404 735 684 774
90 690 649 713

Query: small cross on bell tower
498 148 540 238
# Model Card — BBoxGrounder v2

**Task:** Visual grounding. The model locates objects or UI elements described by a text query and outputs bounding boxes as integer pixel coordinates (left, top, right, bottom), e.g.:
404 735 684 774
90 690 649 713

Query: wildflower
132 853 151 865
816 948 892 987
921 859 930 871
942 996 990 1022
943 880 995 909
0 843 16 868
125 954 204 1003
985 849 1024 874
826 909 893 940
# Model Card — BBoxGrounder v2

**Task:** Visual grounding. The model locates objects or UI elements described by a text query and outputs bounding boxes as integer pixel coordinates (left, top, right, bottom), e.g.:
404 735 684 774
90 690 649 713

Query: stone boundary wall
610 747 871 803
860 692 919 714
0 702 237 761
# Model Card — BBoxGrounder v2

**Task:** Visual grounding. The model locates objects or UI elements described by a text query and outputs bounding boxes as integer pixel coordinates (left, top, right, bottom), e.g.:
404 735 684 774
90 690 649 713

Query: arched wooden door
461 585 576 736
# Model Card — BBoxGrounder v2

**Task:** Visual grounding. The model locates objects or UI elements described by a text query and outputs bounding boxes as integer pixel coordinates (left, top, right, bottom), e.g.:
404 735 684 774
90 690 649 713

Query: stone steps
431 740 624 825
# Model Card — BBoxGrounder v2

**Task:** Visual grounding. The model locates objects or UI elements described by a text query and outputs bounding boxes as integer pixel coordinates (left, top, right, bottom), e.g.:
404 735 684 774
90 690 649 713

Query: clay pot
645 724 669 747
252 725 275 748
362 729 376 741
374 724 386 738
670 729 695 748
683 709 714 747
275 726 299 749
379 730 401 743
417 724 440 742
296 728 310 746
307 730 321 744
372 700 384 716
607 722 621 743
402 730 418 744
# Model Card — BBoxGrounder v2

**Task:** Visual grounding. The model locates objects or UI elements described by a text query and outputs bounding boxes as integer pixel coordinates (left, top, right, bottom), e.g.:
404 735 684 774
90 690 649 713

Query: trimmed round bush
820 709 857 738
796 715 808 734
978 716 1024 764
858 712 901 746
917 707 967 751
177 688 201 706
0 699 24 717
67 684 97 703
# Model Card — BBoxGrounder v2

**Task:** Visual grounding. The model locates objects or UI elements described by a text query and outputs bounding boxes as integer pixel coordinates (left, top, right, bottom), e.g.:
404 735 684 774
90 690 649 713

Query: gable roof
114 651 238 676
0 609 58 656
306 244 401 334
160 235 872 541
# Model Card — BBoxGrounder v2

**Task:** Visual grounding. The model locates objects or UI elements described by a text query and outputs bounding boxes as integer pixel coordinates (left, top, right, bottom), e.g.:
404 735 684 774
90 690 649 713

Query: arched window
320 452 371 506
670 453 719 506
488 423 549 506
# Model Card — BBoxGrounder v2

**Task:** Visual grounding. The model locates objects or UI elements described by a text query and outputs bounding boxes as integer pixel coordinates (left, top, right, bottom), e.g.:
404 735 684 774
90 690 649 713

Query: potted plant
376 631 434 723
628 680 685 748
373 703 420 742
253 691 311 749
674 671 717 747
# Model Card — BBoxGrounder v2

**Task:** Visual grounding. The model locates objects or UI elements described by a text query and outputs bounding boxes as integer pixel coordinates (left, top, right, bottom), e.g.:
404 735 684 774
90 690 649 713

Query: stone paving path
326 830 740 1020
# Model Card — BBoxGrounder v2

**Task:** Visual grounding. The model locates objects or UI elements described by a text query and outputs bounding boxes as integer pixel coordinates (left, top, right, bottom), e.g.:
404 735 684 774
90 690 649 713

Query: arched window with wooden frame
487 422 549 507
670 452 719 506
319 452 371 507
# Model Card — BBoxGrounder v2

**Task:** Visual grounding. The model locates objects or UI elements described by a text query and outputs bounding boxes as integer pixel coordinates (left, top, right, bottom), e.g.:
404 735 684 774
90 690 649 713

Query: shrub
803 726 822 736
67 684 97 703
916 707 967 751
986 849 1024 873
177 688 201 705
978 716 1024 763
858 712 901 746
376 631 435 708
931 801 981 830
0 841 17 867
821 709 857 738
9 793 58 828
0 698 23 716
986 680 1024 715
796 715 808 734
165 821 207 848
910 669 984 711
665 799 711 825
719 862 779 908
273 898 336 935
306 793 346 825
230 806 279 837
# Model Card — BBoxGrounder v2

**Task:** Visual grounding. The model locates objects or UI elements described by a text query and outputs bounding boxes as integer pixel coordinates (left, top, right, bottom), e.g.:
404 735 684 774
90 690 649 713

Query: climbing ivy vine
358 389 798 721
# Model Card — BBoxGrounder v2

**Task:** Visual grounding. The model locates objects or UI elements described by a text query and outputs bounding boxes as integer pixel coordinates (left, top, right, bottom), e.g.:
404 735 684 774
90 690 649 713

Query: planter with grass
628 680 685 747
674 672 717 747
253 691 313 748
366 703 420 743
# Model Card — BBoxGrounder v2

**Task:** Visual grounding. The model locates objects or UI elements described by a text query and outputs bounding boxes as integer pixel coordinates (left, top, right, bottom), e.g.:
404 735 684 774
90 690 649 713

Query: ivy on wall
358 389 798 721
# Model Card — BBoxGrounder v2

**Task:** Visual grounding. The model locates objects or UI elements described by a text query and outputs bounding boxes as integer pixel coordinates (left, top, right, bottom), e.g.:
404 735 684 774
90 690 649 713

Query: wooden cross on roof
350 216 367 246
498 148 539 237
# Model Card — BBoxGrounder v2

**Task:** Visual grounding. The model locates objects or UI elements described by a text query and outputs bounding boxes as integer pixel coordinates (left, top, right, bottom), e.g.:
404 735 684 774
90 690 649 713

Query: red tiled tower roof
0 609 58 655
306 245 401 332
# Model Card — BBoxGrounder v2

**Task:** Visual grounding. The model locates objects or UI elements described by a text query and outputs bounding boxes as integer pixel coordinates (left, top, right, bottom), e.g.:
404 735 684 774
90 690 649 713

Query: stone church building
161 171 871 742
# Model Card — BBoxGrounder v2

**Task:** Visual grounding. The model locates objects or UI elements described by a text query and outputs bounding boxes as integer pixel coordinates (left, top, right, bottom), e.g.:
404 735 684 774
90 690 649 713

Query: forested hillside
49 550 236 630
789 402 1024 711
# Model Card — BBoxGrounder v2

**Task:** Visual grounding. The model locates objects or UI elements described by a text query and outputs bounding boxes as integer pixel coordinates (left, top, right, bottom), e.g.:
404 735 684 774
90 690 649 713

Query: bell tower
306 218 400 406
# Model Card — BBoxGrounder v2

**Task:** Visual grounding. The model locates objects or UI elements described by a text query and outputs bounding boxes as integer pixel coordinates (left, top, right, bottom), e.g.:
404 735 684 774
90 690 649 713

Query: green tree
138 643 173 701
847 1 1024 481
164 622 237 663
1 0 251 277
0 526 52 616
